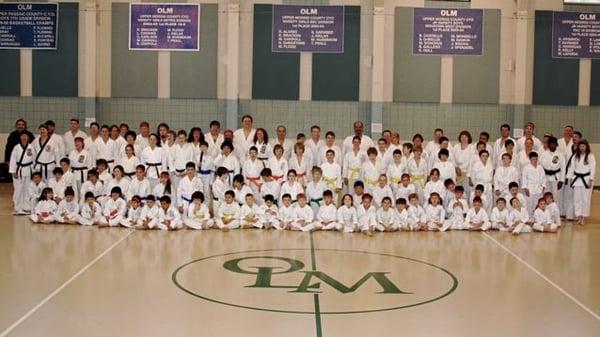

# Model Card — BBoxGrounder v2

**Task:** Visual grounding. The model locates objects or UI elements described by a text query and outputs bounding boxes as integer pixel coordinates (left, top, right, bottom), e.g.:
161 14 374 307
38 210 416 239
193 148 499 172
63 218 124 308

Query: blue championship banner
0 3 58 49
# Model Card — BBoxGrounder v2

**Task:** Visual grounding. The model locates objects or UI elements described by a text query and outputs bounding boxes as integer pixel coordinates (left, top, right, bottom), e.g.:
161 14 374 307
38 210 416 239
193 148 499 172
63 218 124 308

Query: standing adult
4 119 34 163
233 115 256 161
306 125 325 168
204 120 224 158
342 121 375 155
564 131 582 220
63 119 88 156
44 120 66 159
270 125 294 160
517 122 543 152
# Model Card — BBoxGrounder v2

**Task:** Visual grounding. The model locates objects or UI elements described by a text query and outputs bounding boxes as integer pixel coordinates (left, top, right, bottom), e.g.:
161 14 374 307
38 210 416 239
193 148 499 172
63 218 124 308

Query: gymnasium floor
0 184 598 337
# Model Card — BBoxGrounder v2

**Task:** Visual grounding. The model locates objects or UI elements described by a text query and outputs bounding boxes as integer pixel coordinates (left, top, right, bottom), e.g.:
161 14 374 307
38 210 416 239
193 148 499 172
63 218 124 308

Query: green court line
309 232 323 337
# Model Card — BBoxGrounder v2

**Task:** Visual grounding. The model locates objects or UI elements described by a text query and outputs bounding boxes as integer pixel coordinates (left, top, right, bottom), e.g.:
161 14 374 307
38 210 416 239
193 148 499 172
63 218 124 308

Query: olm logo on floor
172 249 458 314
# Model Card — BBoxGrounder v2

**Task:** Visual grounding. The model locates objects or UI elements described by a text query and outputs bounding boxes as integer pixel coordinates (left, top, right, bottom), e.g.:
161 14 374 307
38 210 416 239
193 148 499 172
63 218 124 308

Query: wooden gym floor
0 184 598 337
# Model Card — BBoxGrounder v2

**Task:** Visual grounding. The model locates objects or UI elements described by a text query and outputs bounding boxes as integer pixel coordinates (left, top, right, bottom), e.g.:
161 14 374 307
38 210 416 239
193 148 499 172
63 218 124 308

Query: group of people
6 115 595 235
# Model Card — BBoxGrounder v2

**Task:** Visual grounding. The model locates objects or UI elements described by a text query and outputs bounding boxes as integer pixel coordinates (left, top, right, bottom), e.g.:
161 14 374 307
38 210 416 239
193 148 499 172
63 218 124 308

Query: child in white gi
372 174 394 208
332 194 359 233
240 194 264 229
376 196 398 232
357 194 378 235
197 141 214 199
136 195 160 229
120 195 143 228
260 168 281 204
508 197 532 235
243 146 264 195
277 194 296 230
232 174 254 206
533 197 559 233
543 192 561 227
260 195 279 230
78 192 106 226
491 198 511 231
27 172 46 215
212 167 230 214
55 187 79 224
306 166 327 215
521 152 546 214
407 193 427 231
158 196 182 230
216 191 241 231
30 187 57 223
79 169 104 205
395 174 416 204
184 191 214 230
394 198 409 231
494 153 520 198
280 170 304 205
320 149 342 198
292 194 314 232
313 190 337 231
100 186 127 227
464 197 491 231
423 168 445 205
425 192 445 231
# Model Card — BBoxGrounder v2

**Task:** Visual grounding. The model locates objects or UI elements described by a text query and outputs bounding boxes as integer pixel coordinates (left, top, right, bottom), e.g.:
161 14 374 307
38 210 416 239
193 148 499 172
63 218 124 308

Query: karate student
157 196 182 230
518 138 536 171
508 197 532 235
152 172 173 205
260 195 279 230
216 190 241 231
291 194 315 232
395 174 416 203
55 187 79 224
135 121 151 151
425 192 445 231
214 141 240 186
544 192 561 227
313 190 337 231
119 144 140 180
372 174 394 208
352 181 366 206
464 197 491 231
491 198 510 231
393 198 409 231
120 195 143 228
242 146 264 195
332 194 358 233
361 147 383 193
306 166 327 215
571 140 595 225
469 184 491 216
407 193 427 231
101 187 127 227
9 131 36 215
140 133 169 188
253 128 272 162
68 137 93 190
30 187 57 224
521 152 546 214
127 165 151 203
78 192 106 226
279 170 304 205
452 131 474 191
540 137 565 209
212 167 231 213
423 168 445 205
343 136 366 190
239 193 263 229
277 194 296 230
376 196 398 232
497 139 519 169
320 149 342 200
176 162 203 212
532 198 559 233
441 187 469 232
33 124 61 181
432 148 456 183
268 144 288 183
48 167 68 204
494 153 520 198
407 146 429 196
63 118 88 155
387 150 405 194
204 121 224 158
96 125 118 171
27 172 46 214
468 150 493 210
169 130 195 192
105 165 130 202
232 174 253 206
79 169 104 205
96 159 112 186
196 141 214 198
289 142 310 187
306 126 324 168
357 194 378 235
136 195 160 229
259 168 281 204
318 131 342 166
184 192 214 230
504 182 526 211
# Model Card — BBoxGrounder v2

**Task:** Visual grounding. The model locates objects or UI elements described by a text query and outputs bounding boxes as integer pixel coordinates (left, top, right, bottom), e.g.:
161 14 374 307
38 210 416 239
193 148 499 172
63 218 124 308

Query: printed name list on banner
272 5 344 53
553 11 600 59
413 8 483 56
0 3 58 49
130 3 199 51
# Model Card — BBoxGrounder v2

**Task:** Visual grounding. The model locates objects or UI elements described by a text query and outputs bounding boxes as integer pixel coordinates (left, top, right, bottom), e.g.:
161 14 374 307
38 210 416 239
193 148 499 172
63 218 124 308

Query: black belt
124 172 135 178
71 167 88 183
146 162 161 177
175 169 185 173
35 161 54 179
571 172 591 188
16 161 33 179
544 168 561 176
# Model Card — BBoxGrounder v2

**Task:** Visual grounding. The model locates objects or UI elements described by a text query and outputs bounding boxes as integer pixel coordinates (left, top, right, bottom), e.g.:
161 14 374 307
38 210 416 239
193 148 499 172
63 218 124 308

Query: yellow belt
390 177 401 184
412 174 425 187
323 176 337 189
364 177 378 186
